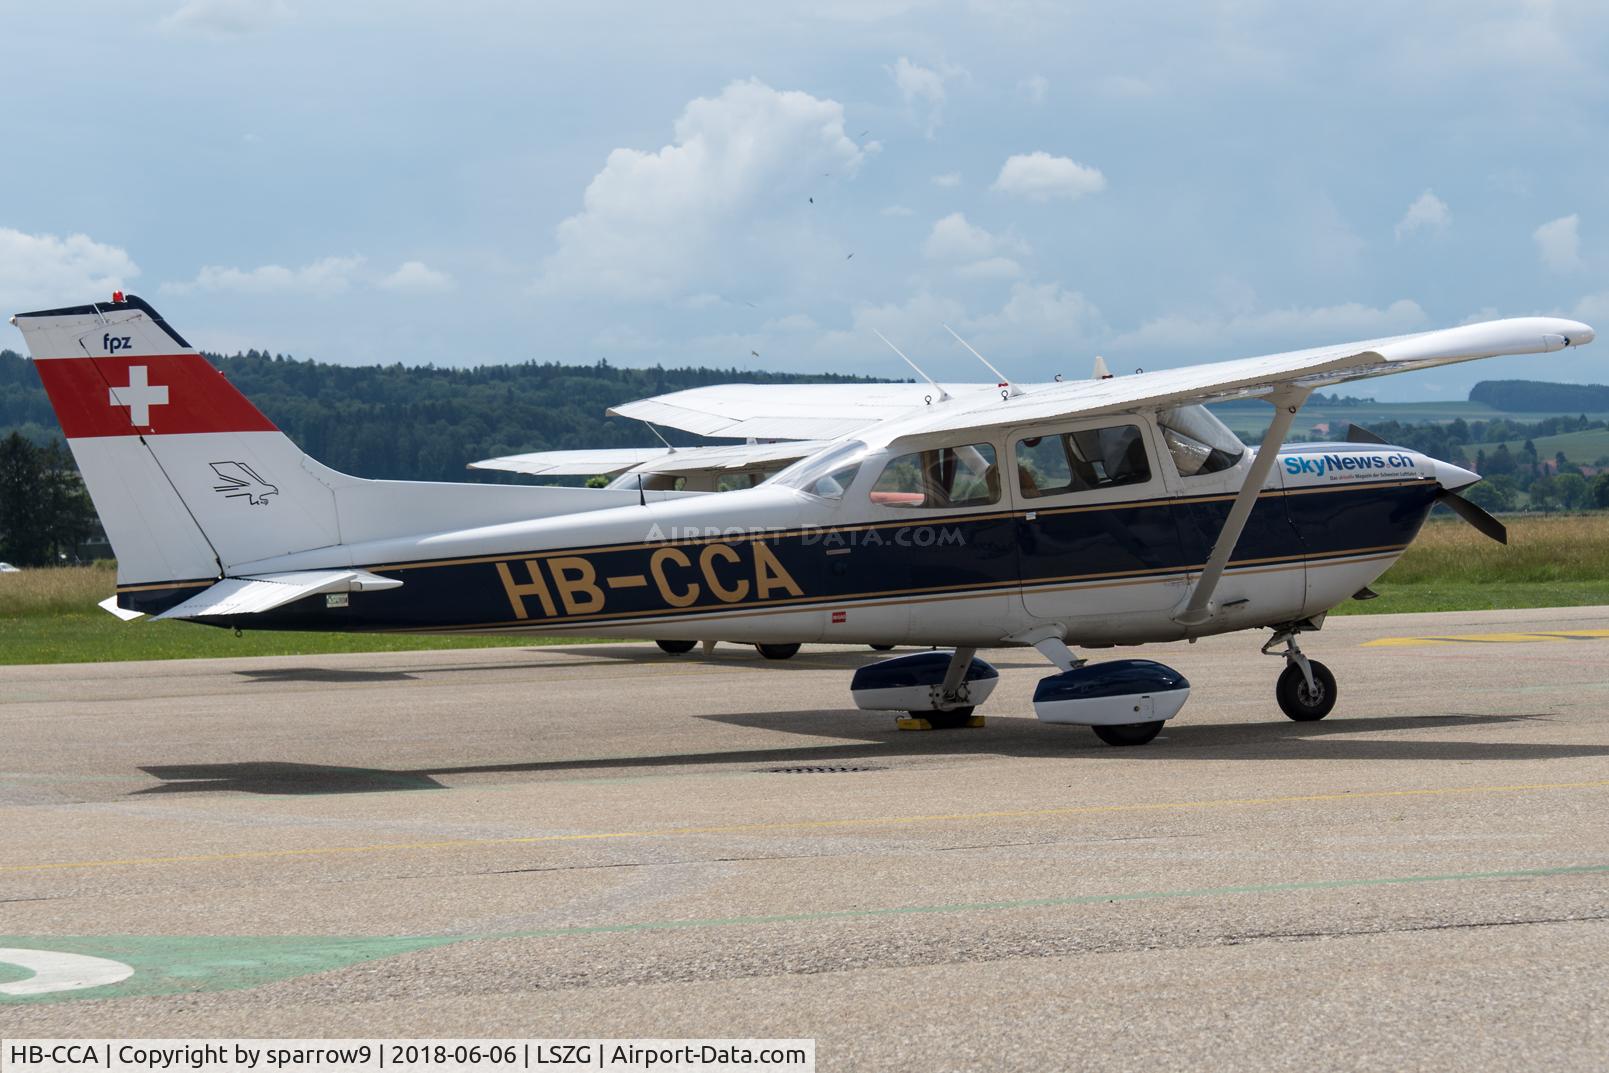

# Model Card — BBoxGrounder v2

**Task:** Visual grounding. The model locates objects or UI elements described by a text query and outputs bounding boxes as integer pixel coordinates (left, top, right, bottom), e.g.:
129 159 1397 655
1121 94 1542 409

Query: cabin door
1006 419 1190 633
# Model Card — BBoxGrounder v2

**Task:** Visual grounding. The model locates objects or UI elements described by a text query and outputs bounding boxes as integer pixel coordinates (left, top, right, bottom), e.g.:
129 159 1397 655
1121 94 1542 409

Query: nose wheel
1264 625 1337 721
1275 660 1336 721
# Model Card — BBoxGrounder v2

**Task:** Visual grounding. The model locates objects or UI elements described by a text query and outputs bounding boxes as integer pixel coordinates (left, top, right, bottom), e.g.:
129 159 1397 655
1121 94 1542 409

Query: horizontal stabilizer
152 569 402 621
98 595 146 621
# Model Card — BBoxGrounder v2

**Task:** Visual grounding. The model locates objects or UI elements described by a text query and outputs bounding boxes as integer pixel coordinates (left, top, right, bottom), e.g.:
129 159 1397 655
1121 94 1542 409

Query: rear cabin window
1014 425 1151 498
869 443 999 509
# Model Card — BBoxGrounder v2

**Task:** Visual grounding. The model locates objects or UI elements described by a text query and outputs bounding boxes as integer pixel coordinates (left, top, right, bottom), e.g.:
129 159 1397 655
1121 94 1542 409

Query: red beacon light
112 291 125 303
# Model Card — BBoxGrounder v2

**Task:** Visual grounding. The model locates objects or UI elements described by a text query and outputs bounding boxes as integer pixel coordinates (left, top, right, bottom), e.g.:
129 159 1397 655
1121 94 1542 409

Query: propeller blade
1436 490 1507 545
1346 422 1388 445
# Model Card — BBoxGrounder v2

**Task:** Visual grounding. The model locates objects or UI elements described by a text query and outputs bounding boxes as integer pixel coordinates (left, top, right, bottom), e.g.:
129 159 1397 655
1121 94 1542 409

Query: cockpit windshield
1157 405 1246 477
765 439 868 500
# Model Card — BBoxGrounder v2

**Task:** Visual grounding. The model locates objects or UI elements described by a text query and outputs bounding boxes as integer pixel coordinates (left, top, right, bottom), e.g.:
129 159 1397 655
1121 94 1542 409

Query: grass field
1331 512 1609 615
1455 427 1609 465
2 514 1606 662
0 563 611 665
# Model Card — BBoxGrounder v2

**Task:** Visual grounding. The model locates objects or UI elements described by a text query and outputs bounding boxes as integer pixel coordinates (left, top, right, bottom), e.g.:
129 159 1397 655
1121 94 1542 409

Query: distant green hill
1470 380 1609 412
0 349 887 482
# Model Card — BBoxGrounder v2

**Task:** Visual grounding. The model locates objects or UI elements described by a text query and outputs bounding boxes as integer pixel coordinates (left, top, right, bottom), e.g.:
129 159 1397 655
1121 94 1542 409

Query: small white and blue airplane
10 295 1595 745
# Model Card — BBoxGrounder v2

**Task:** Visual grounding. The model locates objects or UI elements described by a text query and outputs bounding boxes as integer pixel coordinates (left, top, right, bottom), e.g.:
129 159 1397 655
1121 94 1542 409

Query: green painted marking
5 862 1604 1005
0 935 454 1006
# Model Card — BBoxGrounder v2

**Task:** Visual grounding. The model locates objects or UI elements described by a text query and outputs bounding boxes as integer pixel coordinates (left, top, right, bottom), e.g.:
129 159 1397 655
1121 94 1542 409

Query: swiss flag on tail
34 353 277 438
13 295 277 438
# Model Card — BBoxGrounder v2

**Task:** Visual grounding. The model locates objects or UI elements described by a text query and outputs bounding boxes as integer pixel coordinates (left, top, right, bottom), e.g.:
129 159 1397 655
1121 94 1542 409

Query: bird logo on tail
209 461 278 506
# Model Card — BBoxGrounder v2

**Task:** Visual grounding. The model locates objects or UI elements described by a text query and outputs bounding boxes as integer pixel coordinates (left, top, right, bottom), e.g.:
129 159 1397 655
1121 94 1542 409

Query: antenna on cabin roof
1092 355 1113 380
872 328 950 402
943 323 1022 397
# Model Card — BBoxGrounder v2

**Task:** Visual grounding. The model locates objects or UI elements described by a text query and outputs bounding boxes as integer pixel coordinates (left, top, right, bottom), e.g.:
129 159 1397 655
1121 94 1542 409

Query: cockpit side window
1014 424 1151 498
869 442 999 509
1157 405 1246 477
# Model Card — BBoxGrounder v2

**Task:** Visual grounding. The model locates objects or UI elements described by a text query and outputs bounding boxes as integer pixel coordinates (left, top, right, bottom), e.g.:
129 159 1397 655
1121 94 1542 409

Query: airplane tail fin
11 295 343 589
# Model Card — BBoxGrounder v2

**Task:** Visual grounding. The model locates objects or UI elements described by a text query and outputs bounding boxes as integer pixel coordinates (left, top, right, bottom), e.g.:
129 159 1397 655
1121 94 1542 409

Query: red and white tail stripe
12 296 338 586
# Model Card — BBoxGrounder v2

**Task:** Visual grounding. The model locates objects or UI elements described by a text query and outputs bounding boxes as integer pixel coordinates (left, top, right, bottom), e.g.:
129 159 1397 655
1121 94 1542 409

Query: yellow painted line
1364 629 1609 648
6 778 1609 875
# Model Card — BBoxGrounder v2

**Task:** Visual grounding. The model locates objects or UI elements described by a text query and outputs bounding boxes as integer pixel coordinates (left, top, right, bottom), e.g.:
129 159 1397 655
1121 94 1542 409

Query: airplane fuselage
116 439 1449 650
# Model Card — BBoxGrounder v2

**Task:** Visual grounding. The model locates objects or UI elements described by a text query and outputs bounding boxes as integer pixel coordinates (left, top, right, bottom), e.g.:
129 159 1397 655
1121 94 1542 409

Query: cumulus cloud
992 152 1106 201
764 313 818 333
534 79 865 300
162 0 291 35
1395 189 1450 240
1534 214 1582 273
954 256 1024 279
815 290 966 364
922 213 1029 265
961 282 1107 356
379 260 453 291
888 57 963 137
1112 299 1427 356
1018 74 1049 104
1574 291 1609 323
931 172 962 188
167 255 364 294
0 228 139 313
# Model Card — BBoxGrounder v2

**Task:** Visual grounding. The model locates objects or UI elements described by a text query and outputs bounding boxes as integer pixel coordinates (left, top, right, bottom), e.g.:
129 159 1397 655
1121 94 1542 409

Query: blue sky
3 0 1606 398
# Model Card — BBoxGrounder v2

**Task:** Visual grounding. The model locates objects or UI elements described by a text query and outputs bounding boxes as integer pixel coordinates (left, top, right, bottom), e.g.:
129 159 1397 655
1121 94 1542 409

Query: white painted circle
0 948 134 996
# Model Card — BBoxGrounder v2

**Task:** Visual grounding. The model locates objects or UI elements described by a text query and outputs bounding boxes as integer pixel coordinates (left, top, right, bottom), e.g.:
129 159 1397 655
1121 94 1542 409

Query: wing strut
1174 387 1310 627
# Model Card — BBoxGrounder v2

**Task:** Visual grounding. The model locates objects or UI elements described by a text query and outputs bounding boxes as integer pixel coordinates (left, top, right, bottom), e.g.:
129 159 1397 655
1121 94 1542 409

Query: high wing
870 317 1593 446
608 382 1054 441
470 440 832 478
607 318 1593 447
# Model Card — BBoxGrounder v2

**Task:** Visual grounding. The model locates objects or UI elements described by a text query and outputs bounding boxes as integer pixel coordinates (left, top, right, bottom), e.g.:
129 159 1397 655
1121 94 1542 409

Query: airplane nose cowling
1433 458 1482 492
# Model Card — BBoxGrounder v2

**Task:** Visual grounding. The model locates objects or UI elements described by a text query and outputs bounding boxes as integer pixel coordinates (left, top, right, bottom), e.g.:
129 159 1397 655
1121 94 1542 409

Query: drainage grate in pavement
759 764 886 774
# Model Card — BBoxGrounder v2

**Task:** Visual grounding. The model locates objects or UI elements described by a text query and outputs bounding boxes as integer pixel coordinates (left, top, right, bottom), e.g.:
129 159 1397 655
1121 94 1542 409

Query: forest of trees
0 432 99 566
1469 380 1609 412
0 348 885 482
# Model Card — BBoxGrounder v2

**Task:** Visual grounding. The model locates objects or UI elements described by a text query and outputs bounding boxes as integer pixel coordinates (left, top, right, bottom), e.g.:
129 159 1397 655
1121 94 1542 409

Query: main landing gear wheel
869 644 896 651
910 706 975 729
1092 721 1165 747
655 639 697 655
756 643 802 660
1276 660 1337 721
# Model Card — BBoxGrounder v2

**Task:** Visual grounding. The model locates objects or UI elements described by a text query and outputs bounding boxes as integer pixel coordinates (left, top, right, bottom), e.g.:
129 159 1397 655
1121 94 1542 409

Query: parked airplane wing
608 382 1051 440
633 439 832 474
469 447 675 477
470 439 833 478
868 317 1595 446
